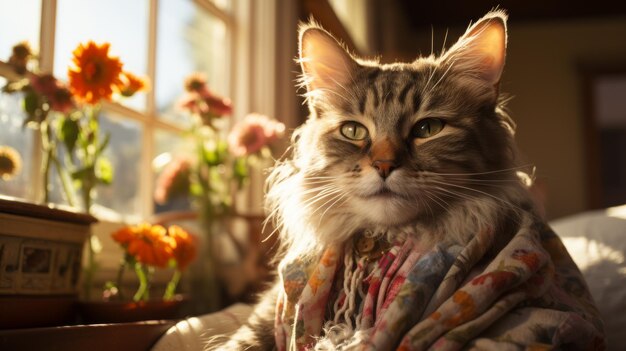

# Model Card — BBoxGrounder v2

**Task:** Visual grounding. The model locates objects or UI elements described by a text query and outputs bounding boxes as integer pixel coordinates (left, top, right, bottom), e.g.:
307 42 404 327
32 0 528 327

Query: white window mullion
248 0 276 214
140 0 159 219
194 0 233 27
32 0 58 203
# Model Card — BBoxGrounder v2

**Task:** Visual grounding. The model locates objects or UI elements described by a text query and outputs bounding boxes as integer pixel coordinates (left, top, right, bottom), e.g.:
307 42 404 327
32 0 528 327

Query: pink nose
372 160 397 179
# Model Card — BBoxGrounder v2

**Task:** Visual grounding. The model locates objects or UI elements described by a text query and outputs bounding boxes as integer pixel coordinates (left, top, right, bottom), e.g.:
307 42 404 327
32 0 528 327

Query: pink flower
29 73 58 96
48 86 75 113
184 73 208 93
199 88 232 117
178 73 233 125
228 113 285 156
154 157 192 204
29 73 76 113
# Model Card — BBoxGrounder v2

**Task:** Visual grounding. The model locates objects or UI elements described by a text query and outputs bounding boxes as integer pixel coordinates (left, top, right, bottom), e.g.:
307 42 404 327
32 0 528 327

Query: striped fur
215 10 539 350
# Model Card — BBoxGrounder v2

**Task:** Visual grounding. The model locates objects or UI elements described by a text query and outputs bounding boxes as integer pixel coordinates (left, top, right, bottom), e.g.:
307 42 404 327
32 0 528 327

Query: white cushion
550 205 626 350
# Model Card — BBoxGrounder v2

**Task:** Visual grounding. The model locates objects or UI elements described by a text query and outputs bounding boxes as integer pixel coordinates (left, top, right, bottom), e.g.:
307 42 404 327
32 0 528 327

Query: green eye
411 118 445 139
340 121 369 141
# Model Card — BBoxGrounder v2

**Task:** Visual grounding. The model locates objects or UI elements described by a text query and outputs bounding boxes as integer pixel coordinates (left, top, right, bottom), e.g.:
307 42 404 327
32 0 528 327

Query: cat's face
296 12 516 227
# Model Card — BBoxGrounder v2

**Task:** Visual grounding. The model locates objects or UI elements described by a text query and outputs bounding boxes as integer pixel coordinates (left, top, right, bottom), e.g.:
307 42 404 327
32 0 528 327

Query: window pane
95 111 143 219
0 78 35 200
54 0 148 111
0 0 41 59
153 129 194 213
209 0 231 12
156 0 230 126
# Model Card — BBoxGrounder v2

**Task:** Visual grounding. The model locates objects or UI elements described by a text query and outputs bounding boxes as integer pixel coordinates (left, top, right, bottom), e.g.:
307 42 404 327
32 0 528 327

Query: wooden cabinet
0 195 95 329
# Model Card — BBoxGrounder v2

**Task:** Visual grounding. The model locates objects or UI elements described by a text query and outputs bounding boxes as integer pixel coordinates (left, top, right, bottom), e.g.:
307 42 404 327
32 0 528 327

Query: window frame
19 0 240 219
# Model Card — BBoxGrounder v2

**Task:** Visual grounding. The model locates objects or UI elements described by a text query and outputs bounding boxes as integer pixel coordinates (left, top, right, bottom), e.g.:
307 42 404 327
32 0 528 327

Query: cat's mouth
361 186 399 199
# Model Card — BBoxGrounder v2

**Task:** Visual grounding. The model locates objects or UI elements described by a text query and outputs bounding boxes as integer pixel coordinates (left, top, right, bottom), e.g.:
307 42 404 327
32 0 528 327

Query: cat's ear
299 23 357 95
442 11 507 86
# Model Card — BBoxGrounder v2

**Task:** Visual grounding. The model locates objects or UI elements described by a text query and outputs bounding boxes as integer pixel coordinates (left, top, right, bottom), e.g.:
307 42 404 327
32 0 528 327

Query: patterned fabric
274 220 605 350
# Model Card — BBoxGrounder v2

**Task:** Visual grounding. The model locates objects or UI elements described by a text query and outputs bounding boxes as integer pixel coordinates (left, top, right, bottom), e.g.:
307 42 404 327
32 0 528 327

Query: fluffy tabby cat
218 10 560 350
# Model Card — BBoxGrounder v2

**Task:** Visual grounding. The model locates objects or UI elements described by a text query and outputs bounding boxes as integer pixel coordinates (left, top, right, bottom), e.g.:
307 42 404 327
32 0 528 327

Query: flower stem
133 262 149 302
114 256 128 301
50 154 76 207
40 120 52 204
163 270 181 300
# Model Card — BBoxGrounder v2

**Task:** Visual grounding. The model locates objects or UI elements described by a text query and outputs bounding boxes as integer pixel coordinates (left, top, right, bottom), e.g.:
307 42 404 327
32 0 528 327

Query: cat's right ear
298 23 357 96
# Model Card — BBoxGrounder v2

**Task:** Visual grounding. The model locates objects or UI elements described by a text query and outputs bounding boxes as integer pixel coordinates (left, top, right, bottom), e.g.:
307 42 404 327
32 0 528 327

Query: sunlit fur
217 10 540 351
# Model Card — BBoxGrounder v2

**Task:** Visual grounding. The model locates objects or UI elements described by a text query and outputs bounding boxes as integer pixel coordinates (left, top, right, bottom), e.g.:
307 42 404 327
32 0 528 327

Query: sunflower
0 146 22 180
68 41 123 104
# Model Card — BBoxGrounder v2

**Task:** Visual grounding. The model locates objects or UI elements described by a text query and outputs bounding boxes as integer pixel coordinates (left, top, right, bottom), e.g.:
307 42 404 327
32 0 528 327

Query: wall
504 17 626 219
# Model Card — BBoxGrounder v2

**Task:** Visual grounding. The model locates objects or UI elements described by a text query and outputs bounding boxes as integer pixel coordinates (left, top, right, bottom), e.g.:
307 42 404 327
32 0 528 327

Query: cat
215 10 604 351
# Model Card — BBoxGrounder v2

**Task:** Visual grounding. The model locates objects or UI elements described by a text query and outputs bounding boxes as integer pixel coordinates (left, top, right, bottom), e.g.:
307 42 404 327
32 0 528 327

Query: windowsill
0 320 175 351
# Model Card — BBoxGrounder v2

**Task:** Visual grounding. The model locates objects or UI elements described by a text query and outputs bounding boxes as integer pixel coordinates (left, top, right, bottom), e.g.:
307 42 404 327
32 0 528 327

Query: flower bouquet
2 41 148 210
153 74 285 309
2 40 149 300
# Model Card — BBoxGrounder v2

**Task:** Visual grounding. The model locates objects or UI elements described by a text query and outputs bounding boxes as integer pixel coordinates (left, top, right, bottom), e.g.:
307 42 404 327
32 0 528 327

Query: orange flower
167 225 197 270
112 223 176 268
111 225 137 246
118 71 149 97
68 41 123 104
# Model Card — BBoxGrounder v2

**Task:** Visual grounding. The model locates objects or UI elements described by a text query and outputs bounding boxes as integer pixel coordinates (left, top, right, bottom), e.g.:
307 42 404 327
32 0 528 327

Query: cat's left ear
442 11 507 86
299 23 358 95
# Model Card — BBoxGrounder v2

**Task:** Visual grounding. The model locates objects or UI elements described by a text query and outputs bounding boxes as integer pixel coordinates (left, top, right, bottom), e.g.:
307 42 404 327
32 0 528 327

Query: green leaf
95 158 114 185
203 147 219 166
58 116 80 153
23 90 40 115
202 140 229 166
233 157 248 189
189 182 203 197
96 132 111 156
71 167 89 180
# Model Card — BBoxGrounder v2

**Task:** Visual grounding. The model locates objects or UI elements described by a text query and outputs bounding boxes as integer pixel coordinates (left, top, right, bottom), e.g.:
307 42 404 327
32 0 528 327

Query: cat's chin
349 196 419 227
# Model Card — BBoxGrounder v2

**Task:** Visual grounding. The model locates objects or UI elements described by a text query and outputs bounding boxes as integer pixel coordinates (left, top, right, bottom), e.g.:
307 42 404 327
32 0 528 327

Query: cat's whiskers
317 192 348 226
307 86 353 106
428 179 526 215
421 64 438 96
415 189 437 219
301 188 342 211
299 184 339 197
422 188 455 217
440 28 449 56
427 59 457 95
428 185 479 204
300 180 336 188
443 178 520 184
328 75 359 103
424 164 533 177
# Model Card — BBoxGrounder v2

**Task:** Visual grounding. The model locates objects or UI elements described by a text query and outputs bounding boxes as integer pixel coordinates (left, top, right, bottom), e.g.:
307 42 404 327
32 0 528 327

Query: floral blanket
274 220 605 350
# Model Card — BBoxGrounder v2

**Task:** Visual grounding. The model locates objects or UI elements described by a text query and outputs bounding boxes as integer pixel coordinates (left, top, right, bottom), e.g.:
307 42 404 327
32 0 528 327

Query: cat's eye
411 118 445 139
340 121 369 141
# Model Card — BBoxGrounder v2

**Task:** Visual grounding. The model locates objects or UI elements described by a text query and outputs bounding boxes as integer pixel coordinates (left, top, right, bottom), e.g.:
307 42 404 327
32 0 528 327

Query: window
0 0 238 221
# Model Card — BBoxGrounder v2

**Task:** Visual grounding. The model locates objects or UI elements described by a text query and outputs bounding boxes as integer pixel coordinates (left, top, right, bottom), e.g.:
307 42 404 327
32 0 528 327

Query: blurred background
0 0 625 314
292 0 626 221
1 0 625 224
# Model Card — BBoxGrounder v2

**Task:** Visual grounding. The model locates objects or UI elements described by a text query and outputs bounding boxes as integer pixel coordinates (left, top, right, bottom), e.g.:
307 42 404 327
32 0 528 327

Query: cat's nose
372 160 397 179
